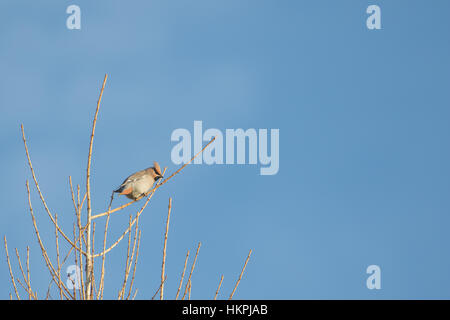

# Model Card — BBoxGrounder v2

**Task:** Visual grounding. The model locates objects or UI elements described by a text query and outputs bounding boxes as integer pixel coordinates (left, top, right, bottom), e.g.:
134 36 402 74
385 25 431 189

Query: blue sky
1 0 450 299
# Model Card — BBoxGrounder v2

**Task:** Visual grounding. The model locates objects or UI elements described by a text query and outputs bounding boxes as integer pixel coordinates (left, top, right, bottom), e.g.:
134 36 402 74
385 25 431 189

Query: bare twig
214 275 224 300
132 289 138 300
155 136 216 191
72 223 78 300
14 248 36 300
161 198 172 300
26 247 32 300
182 242 201 300
91 221 97 299
4 237 20 300
229 249 252 300
85 73 108 300
188 279 192 300
125 217 141 291
151 276 167 300
73 191 85 299
98 192 114 300
69 177 78 216
175 250 190 300
118 215 133 300
118 214 141 300
126 229 141 300
54 213 63 300
71 177 87 250
16 278 32 298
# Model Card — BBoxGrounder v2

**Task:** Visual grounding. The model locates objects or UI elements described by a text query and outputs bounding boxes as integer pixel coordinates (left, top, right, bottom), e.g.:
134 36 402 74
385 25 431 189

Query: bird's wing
121 170 148 185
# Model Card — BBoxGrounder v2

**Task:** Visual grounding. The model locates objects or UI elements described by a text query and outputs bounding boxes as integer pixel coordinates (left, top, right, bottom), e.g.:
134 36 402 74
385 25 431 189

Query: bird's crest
153 161 162 176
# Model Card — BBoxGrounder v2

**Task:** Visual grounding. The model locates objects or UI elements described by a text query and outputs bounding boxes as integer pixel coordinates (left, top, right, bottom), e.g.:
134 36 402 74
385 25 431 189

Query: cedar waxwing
114 161 163 200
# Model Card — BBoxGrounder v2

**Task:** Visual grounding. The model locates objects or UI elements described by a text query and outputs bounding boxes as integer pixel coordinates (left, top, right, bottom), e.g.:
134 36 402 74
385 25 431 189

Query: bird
114 161 163 200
